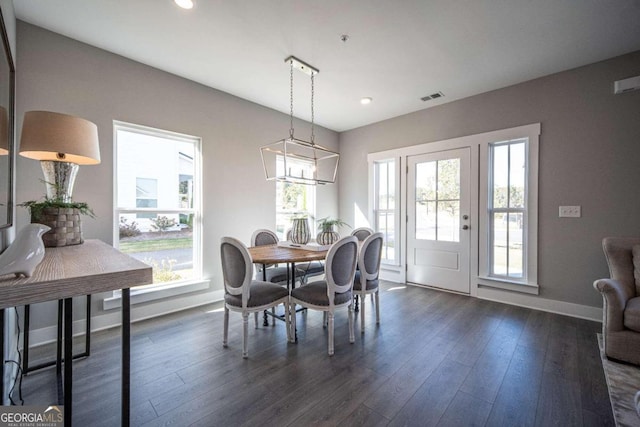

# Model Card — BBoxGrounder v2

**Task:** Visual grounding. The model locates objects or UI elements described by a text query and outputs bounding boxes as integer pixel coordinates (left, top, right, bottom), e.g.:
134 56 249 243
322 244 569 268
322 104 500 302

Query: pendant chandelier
260 56 339 185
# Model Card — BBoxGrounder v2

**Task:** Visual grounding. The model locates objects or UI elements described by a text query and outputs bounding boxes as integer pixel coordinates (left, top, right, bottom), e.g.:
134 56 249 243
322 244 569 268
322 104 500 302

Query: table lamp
19 111 100 202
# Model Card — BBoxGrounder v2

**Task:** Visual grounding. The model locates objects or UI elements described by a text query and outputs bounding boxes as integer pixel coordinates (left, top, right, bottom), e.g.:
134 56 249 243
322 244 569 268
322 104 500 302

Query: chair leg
290 301 297 343
223 306 229 348
360 293 366 334
254 312 259 328
375 290 380 324
242 312 249 359
328 311 335 356
323 312 327 328
348 304 355 344
271 307 276 326
284 302 291 342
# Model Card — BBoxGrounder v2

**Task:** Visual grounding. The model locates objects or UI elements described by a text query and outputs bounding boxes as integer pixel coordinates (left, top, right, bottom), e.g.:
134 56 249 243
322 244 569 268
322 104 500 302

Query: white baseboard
477 286 602 322
24 289 225 348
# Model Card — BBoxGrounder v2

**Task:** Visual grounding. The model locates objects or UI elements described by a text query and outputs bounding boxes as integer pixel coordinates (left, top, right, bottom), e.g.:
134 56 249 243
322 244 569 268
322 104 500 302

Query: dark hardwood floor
19 282 613 426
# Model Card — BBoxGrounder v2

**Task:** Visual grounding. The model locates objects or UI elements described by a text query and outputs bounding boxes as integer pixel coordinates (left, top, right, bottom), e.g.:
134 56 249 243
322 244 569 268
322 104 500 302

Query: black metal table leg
23 305 30 373
56 300 63 405
122 288 130 427
24 296 92 375
1 308 4 405
262 265 269 326
63 298 73 426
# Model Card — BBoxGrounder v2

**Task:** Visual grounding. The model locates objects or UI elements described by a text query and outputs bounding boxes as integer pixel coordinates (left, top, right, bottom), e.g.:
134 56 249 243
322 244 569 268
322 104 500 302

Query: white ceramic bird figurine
0 223 50 278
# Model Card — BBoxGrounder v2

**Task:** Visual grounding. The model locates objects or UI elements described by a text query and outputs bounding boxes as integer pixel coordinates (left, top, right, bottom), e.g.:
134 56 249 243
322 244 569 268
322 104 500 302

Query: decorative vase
290 218 311 244
33 207 84 247
0 223 50 278
317 226 340 245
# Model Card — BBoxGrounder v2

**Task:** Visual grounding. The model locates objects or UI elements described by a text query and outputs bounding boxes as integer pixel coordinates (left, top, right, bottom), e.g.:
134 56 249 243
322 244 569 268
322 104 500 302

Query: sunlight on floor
387 286 406 291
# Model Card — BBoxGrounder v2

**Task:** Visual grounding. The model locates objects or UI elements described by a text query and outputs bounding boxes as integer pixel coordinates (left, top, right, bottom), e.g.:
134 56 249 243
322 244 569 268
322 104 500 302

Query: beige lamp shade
19 111 100 164
0 106 8 155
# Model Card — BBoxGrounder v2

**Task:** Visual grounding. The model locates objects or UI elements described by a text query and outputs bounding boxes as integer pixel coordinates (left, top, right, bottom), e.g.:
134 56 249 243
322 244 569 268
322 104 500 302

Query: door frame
368 123 540 298
402 143 478 296
406 147 472 294
368 136 480 297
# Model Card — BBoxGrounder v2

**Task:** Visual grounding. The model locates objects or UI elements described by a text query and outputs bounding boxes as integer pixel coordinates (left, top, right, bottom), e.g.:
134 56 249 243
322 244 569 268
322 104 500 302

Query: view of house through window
489 138 527 279
275 157 316 239
115 122 201 286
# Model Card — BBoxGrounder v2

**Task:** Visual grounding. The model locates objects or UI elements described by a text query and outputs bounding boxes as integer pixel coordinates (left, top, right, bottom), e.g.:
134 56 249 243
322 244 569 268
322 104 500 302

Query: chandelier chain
289 58 294 139
310 72 315 144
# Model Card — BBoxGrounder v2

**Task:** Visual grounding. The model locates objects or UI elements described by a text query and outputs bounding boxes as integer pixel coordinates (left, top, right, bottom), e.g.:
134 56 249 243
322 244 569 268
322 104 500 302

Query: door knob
462 225 469 230
462 215 469 220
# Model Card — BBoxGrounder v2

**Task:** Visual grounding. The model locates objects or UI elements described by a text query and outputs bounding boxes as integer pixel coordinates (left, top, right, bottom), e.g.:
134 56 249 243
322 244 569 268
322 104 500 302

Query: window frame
479 126 539 291
110 121 205 305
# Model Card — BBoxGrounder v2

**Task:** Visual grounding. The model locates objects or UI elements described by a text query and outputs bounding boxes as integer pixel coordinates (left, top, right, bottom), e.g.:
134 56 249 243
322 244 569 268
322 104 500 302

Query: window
479 123 539 289
114 122 202 287
415 157 460 242
489 139 527 279
275 157 316 239
373 159 399 264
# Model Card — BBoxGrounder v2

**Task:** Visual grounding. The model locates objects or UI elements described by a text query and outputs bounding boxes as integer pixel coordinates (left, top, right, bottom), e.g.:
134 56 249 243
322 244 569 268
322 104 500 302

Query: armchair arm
593 278 633 332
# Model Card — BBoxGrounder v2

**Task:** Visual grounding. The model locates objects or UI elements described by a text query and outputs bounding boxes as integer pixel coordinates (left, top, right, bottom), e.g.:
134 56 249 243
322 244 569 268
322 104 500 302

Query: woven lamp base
32 207 84 247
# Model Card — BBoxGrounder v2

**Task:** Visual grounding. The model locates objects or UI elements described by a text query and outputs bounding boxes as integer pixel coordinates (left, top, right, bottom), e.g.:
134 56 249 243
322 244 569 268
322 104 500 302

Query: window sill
476 276 539 295
103 279 211 310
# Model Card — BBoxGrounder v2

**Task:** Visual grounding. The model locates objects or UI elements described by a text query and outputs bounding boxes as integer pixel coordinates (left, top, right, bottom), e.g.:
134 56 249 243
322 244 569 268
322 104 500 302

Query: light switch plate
559 206 581 218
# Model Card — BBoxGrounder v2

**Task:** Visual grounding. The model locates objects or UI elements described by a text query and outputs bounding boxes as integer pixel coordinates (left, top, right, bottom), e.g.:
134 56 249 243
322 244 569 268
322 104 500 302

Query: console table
0 239 152 426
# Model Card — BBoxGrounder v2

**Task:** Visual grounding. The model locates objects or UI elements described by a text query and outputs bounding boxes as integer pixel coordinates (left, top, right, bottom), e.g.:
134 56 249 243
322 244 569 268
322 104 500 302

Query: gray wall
16 21 339 330
339 51 640 309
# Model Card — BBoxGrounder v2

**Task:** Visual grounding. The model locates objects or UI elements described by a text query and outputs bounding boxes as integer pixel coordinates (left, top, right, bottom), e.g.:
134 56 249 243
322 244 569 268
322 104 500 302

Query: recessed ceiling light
360 97 373 105
174 0 194 9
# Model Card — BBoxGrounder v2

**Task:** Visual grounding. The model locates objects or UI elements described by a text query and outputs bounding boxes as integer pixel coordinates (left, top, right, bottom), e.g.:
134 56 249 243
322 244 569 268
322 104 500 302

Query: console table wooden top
0 239 152 309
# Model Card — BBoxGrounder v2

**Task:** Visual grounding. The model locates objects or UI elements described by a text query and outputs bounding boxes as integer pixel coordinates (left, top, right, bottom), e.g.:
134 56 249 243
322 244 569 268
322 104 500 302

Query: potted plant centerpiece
20 194 94 247
317 217 350 245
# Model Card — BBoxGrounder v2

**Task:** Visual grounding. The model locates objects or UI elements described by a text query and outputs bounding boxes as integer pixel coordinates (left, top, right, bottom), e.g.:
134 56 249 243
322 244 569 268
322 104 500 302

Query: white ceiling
14 0 640 132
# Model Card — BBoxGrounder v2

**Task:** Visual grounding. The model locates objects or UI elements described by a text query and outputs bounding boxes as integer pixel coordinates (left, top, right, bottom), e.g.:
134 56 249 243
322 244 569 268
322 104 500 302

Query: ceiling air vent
421 92 444 102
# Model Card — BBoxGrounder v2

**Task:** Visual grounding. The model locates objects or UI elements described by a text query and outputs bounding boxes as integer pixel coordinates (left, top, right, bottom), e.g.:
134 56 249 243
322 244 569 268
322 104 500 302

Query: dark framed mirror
0 8 14 229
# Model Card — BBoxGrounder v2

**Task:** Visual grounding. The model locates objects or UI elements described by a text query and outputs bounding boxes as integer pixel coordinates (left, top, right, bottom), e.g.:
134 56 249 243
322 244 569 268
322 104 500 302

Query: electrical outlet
559 206 581 218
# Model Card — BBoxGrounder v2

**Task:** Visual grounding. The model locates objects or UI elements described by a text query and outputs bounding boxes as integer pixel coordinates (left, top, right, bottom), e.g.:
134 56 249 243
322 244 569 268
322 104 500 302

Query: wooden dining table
247 243 328 269
247 243 328 326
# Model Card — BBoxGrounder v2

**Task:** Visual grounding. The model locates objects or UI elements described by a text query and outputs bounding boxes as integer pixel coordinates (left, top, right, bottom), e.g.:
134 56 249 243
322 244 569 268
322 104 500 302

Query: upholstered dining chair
351 227 374 242
220 237 290 358
354 232 384 333
289 236 358 356
593 237 640 365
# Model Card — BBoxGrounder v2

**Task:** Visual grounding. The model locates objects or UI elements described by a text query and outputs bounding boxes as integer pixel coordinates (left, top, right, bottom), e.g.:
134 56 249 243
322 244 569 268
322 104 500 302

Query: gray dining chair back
221 237 252 299
220 237 290 358
355 232 384 333
351 227 374 242
252 229 278 246
289 236 358 355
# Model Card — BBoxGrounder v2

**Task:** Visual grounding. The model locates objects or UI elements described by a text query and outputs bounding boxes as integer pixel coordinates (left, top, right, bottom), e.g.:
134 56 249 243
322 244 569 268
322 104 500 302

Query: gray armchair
593 237 640 365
